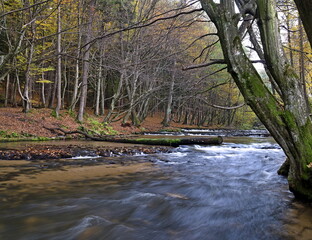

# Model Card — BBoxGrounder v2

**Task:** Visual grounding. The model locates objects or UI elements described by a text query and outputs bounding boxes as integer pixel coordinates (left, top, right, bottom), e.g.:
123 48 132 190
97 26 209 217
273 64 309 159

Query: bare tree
55 3 62 117
77 0 95 122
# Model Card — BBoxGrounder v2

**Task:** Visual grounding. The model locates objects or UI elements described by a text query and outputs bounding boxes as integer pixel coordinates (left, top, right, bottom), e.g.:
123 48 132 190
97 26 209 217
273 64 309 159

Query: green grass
0 136 56 142
0 130 34 139
0 130 66 142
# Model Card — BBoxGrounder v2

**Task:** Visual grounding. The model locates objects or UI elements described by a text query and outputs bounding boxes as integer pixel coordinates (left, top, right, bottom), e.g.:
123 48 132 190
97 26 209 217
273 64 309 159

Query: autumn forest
1 0 310 129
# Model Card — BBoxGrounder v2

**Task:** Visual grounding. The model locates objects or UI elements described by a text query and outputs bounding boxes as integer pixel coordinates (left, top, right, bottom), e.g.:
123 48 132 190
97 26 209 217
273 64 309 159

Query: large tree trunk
285 6 294 66
298 18 308 102
200 0 312 200
256 0 312 199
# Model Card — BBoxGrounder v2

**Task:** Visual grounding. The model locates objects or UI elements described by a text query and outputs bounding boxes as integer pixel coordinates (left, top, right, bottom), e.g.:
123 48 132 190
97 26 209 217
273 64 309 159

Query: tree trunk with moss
200 0 312 200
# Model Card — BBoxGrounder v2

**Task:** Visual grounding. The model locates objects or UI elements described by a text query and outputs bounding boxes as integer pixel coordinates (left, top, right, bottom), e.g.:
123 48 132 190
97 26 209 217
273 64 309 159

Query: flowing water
0 135 312 240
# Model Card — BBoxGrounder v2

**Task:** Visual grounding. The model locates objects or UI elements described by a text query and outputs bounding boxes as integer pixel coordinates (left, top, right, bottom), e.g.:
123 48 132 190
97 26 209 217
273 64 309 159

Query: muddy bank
0 144 172 160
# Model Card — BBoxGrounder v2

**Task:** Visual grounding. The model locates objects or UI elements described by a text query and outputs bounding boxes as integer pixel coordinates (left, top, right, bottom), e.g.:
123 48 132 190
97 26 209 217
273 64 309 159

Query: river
0 134 312 240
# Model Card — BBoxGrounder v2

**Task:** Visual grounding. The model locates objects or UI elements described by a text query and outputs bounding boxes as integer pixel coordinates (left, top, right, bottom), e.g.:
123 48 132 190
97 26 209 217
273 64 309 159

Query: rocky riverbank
0 144 172 160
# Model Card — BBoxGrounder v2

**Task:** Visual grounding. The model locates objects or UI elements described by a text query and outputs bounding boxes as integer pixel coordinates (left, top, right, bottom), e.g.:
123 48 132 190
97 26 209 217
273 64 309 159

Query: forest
1 0 312 201
0 0 310 129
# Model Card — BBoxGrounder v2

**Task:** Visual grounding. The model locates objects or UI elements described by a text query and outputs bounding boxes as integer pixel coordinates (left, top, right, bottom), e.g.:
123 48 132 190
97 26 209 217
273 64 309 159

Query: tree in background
0 0 244 128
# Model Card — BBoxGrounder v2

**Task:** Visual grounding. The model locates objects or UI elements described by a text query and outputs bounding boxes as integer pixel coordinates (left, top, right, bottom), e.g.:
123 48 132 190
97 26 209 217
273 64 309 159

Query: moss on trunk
200 0 312 201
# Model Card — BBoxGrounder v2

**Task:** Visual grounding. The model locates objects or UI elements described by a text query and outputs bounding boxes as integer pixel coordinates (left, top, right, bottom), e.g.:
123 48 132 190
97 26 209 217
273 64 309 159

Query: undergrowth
81 118 119 135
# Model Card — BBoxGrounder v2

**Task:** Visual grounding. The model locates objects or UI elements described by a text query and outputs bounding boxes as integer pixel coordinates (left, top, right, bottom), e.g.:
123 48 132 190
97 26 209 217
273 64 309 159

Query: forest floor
0 107 202 139
0 107 204 161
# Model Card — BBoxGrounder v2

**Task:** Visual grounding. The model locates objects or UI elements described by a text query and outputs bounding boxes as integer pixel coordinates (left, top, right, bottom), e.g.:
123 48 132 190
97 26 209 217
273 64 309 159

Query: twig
183 59 226 70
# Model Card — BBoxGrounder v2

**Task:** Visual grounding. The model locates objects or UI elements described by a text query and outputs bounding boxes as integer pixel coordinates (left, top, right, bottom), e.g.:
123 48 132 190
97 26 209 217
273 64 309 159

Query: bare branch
280 25 300 33
198 81 229 94
183 59 226 71
283 45 312 55
186 32 218 48
204 66 228 77
0 0 51 18
200 97 245 109
210 103 245 110
193 39 219 62
82 8 204 49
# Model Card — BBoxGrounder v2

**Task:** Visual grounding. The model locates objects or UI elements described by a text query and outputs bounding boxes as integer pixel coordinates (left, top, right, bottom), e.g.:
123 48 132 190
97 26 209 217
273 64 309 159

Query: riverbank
0 107 201 141
0 108 224 161
0 142 172 160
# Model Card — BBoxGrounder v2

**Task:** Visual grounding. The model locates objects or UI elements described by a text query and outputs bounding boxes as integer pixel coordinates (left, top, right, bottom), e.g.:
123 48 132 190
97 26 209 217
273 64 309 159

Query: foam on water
52 215 111 240
194 142 281 153
121 192 158 203
168 152 188 158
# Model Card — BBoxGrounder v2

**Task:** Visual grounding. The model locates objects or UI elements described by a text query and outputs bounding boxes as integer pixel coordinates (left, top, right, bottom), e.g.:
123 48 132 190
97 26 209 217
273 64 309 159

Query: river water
0 135 312 240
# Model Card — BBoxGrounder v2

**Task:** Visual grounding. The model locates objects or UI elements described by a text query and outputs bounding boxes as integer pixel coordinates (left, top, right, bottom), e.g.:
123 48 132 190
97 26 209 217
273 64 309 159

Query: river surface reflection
0 137 312 240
